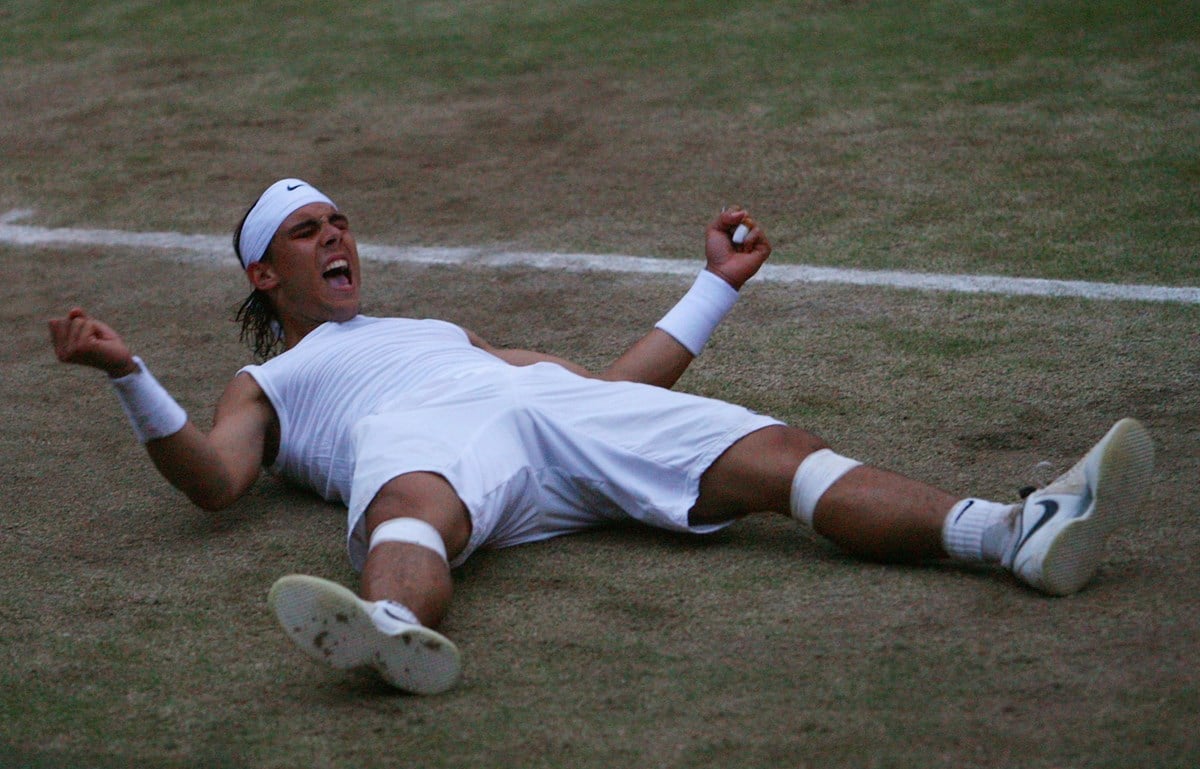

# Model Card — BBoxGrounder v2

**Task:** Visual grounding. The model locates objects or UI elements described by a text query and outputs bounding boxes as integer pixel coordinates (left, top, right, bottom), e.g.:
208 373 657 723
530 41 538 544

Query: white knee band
368 518 448 563
654 270 740 356
789 449 862 527
109 356 188 444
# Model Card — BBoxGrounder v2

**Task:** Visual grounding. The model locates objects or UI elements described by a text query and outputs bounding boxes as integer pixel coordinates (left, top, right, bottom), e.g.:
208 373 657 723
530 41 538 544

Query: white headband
237 178 336 268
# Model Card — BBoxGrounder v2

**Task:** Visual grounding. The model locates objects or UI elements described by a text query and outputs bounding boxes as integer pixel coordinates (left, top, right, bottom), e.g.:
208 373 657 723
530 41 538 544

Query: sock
942 498 1017 563
369 599 422 633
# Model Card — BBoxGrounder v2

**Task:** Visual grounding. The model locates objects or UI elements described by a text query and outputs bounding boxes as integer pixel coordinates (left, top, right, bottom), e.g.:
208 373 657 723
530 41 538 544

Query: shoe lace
1017 460 1059 499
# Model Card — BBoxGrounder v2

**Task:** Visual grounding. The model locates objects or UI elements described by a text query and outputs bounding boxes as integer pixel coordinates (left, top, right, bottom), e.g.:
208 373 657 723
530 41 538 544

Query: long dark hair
232 206 284 361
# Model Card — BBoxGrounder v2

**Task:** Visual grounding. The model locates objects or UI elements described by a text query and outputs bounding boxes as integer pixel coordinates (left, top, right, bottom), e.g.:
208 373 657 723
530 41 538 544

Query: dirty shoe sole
267 574 461 694
1021 418 1155 595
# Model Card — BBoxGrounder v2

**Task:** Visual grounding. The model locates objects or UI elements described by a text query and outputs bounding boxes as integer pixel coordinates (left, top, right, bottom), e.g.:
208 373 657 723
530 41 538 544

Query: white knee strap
368 518 448 563
789 449 862 527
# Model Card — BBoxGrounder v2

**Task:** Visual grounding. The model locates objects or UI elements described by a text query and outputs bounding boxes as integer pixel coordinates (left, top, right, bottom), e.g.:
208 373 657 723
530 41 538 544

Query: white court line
2 213 1198 305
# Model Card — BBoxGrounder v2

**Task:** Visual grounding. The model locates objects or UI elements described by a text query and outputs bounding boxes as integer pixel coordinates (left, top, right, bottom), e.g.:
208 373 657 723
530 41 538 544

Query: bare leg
691 425 957 562
812 465 955 561
360 472 473 628
265 472 469 693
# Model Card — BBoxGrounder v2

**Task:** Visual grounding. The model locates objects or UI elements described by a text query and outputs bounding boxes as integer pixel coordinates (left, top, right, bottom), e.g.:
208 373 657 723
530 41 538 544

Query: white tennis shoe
1004 418 1154 596
267 574 461 694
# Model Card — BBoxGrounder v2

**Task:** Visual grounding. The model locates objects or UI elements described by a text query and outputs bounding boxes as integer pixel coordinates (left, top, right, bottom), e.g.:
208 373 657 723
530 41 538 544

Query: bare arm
472 206 772 388
142 374 274 511
48 308 272 511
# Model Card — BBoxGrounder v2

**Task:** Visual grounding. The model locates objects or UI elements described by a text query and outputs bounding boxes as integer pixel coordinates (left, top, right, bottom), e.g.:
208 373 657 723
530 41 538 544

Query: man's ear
246 260 278 291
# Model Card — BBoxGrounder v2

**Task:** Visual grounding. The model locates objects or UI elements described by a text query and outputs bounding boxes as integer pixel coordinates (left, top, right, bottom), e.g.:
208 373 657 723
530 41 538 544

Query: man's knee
716 424 831 482
365 472 472 561
691 425 830 524
750 425 831 464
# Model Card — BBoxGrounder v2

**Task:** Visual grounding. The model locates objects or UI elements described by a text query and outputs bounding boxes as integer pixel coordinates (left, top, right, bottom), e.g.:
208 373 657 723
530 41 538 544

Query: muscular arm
471 206 772 389
143 374 274 511
49 308 272 512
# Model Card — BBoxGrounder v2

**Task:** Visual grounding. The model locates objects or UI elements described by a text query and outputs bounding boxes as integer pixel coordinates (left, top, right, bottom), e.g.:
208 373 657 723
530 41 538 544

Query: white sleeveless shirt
239 315 507 504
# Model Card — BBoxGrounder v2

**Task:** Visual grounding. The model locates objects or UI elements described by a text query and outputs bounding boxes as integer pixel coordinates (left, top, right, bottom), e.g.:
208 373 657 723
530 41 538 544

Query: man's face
252 202 362 339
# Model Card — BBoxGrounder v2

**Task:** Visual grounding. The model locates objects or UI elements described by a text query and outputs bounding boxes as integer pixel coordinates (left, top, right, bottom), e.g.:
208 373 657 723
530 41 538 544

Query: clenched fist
48 308 137 377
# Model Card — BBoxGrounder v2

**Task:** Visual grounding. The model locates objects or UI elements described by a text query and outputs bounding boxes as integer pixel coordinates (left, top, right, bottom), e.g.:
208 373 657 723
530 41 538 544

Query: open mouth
322 258 353 289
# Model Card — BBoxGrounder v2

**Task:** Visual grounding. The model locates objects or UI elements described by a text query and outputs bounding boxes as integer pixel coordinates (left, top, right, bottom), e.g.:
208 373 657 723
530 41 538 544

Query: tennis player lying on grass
49 179 1155 695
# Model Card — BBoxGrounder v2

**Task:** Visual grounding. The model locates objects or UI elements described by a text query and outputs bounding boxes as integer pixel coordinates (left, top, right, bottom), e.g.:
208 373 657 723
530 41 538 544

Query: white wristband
654 270 740 356
109 357 188 444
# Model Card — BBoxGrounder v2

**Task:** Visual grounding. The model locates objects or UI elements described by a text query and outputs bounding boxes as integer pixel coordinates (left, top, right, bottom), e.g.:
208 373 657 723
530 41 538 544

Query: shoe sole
267 574 461 694
1037 418 1154 595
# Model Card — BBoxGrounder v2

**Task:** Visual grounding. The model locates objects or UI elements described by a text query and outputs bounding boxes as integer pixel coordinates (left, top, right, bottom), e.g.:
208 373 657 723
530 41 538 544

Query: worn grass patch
5 248 1199 767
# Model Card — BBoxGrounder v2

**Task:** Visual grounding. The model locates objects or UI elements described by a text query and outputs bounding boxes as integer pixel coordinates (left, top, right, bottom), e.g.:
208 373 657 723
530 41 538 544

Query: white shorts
345 362 781 570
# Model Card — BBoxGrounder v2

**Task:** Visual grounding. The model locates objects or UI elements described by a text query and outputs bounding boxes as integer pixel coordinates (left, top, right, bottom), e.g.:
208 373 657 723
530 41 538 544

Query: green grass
1 0 1196 284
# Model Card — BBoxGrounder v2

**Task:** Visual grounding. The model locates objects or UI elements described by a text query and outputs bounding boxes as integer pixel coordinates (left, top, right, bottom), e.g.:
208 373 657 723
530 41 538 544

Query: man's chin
330 304 361 323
